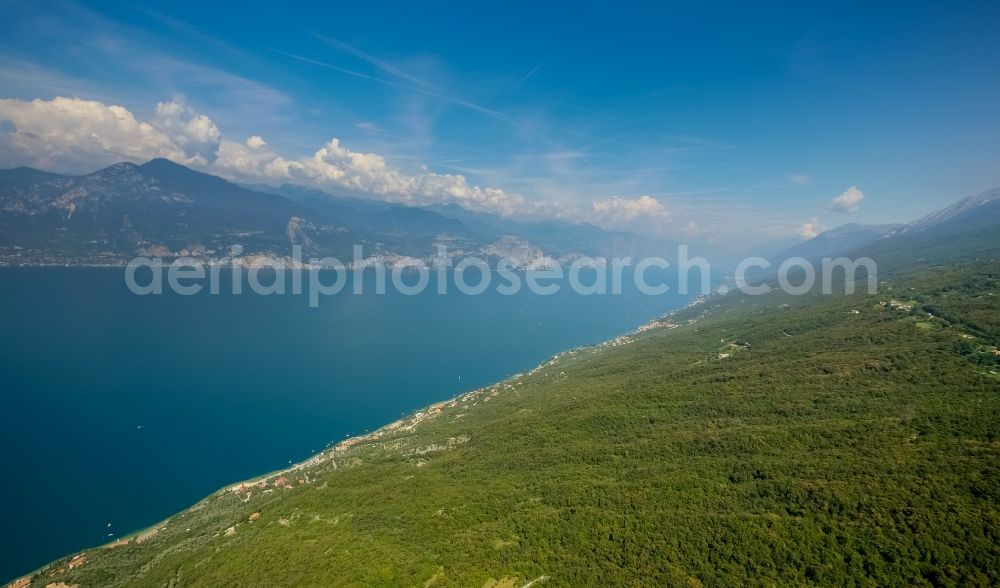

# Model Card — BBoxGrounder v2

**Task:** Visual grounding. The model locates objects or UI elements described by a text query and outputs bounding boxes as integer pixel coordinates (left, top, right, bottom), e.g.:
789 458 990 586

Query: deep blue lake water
0 267 689 580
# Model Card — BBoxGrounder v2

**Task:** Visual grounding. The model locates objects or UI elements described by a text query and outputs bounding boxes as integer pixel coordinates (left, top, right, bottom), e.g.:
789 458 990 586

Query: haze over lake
0 267 690 579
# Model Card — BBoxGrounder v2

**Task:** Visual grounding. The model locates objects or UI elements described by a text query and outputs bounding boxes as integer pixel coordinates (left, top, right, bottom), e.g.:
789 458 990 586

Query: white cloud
246 135 266 148
786 173 811 185
214 137 529 215
0 96 220 172
587 195 674 235
830 185 864 213
211 138 296 183
592 195 668 223
151 99 221 164
795 218 825 239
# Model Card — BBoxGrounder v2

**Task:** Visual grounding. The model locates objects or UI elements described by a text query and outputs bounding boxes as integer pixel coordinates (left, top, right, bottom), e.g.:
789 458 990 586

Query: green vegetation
20 257 1000 587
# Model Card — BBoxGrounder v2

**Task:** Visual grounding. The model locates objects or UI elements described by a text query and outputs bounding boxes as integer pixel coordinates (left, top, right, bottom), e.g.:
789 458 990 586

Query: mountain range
0 159 665 267
3 158 998 276
764 187 1000 268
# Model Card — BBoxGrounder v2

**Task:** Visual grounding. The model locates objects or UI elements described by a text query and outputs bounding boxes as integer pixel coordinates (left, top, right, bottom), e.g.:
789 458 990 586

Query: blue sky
1 0 999 244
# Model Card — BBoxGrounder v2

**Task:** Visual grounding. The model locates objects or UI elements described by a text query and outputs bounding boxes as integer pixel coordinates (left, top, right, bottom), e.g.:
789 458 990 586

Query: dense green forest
19 250 1000 587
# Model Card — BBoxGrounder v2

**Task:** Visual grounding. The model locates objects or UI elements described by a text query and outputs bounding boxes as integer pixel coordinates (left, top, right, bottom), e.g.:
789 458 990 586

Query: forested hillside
16 249 1000 587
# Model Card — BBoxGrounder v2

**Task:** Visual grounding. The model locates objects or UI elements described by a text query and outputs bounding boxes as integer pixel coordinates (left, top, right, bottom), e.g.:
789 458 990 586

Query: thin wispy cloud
133 7 251 60
0 1 297 138
272 40 615 191
310 32 445 92
297 33 595 163
510 49 557 92
273 45 520 126
308 32 519 123
0 57 119 102
267 48 390 85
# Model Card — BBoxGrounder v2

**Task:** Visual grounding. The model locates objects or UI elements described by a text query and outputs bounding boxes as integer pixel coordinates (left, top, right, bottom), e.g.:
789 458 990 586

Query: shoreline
217 292 709 496
10 293 711 585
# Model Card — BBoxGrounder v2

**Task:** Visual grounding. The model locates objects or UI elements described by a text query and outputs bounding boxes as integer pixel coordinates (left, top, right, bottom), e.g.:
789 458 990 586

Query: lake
0 267 690 580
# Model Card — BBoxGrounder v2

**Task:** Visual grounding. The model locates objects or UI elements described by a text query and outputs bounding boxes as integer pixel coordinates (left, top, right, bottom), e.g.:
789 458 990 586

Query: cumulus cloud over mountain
0 97 220 171
794 217 825 239
0 96 530 217
830 186 864 213
0 96 708 238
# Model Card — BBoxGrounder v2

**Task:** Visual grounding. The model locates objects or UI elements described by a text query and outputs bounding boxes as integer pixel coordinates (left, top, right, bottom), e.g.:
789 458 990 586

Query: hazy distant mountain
249 184 673 259
426 203 675 260
245 183 481 255
245 183 468 237
743 237 801 260
771 223 903 263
